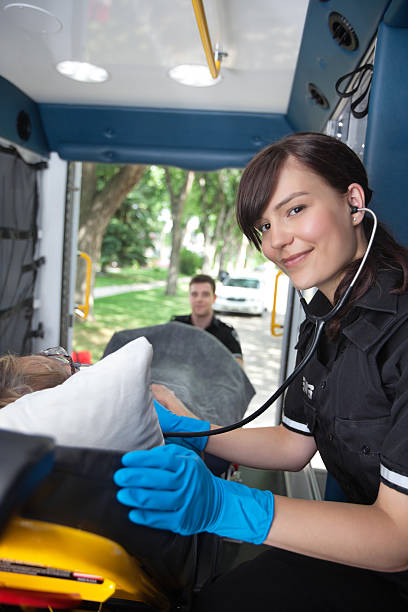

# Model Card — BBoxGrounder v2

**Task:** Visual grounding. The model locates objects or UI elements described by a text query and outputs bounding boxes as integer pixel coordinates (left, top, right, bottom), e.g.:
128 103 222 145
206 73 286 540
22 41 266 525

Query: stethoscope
165 207 378 439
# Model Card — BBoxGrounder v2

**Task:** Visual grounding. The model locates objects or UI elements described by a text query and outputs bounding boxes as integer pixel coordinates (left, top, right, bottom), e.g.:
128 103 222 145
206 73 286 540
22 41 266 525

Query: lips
281 248 313 268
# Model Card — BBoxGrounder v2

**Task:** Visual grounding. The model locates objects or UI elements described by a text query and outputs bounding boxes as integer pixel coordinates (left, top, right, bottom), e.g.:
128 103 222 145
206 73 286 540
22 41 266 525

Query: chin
290 277 316 292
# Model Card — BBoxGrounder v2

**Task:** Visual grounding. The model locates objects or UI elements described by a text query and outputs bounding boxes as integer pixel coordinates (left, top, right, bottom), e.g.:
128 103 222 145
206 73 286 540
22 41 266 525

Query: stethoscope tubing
165 319 325 438
164 208 377 439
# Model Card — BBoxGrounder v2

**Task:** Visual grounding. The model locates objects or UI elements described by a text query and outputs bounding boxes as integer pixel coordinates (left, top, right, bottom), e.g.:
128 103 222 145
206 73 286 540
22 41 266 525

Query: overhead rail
192 0 225 79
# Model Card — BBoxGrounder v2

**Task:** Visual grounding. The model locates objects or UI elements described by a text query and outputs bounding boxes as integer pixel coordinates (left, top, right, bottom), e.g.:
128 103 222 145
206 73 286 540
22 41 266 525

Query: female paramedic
114 133 408 610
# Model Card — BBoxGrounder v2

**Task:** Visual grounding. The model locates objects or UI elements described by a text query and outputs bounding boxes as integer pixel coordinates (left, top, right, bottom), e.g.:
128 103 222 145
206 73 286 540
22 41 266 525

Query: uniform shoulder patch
231 328 240 342
217 319 239 340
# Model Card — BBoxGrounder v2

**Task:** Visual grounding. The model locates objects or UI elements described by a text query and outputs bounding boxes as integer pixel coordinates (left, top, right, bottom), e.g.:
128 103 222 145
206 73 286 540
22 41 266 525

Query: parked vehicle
214 276 265 316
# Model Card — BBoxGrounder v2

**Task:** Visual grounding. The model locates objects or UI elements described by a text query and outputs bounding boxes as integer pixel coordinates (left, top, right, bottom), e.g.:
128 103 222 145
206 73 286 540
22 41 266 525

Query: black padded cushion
0 428 55 532
21 445 198 605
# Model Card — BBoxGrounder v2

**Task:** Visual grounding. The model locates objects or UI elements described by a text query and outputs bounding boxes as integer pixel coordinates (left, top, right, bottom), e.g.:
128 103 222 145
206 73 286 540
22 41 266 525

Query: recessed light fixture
3 3 62 33
56 61 109 83
168 64 222 87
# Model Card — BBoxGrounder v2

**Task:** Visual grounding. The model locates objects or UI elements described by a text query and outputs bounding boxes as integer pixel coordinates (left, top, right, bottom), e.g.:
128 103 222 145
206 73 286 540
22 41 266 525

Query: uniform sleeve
282 323 313 436
282 370 313 436
380 333 408 495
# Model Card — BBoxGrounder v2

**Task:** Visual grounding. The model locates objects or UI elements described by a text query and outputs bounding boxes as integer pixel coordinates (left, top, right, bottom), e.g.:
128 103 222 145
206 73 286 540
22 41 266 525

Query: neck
191 312 213 329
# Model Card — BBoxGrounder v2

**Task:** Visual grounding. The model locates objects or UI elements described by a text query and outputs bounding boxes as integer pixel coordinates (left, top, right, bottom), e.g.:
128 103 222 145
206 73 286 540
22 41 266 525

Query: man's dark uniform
172 314 243 359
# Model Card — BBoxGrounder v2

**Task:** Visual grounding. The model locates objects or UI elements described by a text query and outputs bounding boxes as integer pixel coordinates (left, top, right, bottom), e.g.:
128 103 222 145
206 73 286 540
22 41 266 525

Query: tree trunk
76 163 146 318
214 204 235 275
235 234 249 272
201 222 212 273
165 169 195 295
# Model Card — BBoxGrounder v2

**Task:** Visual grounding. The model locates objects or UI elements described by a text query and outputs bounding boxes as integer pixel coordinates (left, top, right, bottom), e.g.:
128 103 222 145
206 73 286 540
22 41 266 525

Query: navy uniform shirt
283 271 408 507
172 314 243 359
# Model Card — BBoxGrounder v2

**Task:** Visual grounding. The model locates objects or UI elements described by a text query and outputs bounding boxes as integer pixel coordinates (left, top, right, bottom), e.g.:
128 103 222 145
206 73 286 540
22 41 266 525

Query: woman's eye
288 205 305 217
258 222 270 233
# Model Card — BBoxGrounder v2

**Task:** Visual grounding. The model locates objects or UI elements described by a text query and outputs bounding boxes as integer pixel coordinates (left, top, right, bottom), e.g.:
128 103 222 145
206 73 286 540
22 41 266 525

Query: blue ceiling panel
0 77 49 158
38 104 294 170
364 21 408 246
287 0 390 133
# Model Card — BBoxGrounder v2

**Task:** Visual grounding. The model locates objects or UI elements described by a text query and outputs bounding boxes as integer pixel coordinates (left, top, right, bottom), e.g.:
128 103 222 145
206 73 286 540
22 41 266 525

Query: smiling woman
114 133 408 611
255 156 367 301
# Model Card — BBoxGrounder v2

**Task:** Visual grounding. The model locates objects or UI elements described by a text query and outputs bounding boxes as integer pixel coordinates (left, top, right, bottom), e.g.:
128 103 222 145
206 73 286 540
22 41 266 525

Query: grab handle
75 251 92 320
271 270 284 337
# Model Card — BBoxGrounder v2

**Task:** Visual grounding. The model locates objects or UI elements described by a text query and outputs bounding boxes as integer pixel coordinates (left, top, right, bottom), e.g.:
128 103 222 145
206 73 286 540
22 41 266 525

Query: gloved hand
114 444 274 544
153 399 210 453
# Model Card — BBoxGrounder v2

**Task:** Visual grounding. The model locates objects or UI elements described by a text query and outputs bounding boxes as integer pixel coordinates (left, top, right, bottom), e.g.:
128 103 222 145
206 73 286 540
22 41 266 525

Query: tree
164 168 195 295
188 169 242 276
100 166 168 270
77 163 146 317
191 172 221 273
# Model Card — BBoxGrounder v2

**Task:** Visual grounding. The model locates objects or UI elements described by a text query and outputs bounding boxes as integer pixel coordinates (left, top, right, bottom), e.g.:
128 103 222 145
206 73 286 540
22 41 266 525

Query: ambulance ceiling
0 0 394 169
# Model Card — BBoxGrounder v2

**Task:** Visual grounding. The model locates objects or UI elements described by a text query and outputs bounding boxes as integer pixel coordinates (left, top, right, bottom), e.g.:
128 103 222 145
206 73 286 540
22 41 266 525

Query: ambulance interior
1 1 408 609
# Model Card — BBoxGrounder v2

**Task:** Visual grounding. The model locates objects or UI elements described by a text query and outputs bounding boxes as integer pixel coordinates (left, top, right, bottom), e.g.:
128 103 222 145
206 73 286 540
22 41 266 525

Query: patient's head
0 354 71 408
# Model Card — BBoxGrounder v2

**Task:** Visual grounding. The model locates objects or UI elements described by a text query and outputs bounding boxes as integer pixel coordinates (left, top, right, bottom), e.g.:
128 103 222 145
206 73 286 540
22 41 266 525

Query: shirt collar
304 270 401 351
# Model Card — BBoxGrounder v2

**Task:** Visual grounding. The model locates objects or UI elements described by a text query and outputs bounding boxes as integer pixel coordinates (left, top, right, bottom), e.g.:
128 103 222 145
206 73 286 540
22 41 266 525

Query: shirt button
328 433 334 441
320 381 327 390
361 445 371 455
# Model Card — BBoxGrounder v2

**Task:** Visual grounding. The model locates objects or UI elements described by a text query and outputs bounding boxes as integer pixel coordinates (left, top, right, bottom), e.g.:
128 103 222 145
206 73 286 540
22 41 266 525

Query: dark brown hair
189 274 216 294
236 132 408 337
0 354 70 408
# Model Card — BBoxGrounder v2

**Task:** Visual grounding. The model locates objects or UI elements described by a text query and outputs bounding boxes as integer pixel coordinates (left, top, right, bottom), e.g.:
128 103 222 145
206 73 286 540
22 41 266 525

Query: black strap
335 63 373 119
26 322 44 339
0 144 48 170
0 226 34 240
21 256 46 273
0 297 33 320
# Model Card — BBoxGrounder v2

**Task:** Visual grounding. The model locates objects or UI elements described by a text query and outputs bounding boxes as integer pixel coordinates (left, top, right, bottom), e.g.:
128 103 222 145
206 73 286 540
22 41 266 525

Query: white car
214 276 265 316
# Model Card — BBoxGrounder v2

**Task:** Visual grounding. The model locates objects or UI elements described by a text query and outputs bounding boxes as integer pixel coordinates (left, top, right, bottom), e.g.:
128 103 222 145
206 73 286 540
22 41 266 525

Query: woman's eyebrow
254 191 309 226
274 191 309 210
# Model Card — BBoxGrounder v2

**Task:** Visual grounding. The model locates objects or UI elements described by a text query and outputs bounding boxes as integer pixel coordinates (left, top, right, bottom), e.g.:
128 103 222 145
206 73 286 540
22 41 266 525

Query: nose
263 219 293 251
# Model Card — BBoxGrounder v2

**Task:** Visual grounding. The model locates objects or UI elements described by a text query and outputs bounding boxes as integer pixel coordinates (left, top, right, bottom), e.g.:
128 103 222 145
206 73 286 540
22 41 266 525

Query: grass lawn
73 286 190 362
95 267 168 288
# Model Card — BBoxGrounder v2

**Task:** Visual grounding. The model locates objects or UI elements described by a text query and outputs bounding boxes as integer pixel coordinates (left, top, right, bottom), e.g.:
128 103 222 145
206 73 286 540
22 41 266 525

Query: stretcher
0 429 221 611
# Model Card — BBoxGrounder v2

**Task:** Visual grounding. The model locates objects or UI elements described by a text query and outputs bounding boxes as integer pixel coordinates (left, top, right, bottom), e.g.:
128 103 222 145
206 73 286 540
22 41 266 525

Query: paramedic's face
256 156 367 303
189 282 216 318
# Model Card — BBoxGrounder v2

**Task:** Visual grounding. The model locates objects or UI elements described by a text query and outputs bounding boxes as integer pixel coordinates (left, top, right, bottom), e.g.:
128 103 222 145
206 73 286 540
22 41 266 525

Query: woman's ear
347 183 365 224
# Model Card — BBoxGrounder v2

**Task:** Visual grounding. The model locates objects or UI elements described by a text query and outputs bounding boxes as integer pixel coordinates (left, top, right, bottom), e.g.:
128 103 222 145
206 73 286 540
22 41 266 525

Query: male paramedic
172 274 244 367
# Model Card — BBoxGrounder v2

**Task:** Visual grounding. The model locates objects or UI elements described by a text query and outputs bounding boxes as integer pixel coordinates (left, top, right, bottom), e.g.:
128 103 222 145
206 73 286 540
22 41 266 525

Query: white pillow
0 337 164 451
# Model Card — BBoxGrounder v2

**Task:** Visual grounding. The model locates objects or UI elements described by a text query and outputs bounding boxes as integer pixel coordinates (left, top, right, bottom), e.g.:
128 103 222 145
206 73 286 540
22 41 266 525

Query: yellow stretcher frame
0 516 169 610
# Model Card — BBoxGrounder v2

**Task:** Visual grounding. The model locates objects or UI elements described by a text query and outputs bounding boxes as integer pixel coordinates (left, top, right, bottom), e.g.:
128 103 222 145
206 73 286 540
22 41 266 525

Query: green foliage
100 217 150 269
186 168 243 270
179 248 203 276
97 163 246 277
100 166 168 269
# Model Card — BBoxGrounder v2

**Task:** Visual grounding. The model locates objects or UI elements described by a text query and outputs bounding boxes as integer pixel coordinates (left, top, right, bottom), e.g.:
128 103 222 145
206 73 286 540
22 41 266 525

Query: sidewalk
94 280 166 298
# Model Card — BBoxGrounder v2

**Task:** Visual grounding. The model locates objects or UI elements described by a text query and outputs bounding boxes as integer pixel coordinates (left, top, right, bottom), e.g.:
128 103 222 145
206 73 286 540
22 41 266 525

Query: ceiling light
3 3 62 33
168 64 222 87
56 61 109 83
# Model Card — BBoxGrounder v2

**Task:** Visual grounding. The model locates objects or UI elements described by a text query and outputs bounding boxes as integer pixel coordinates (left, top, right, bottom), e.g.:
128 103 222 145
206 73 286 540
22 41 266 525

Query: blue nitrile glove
153 398 210 453
114 444 274 545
